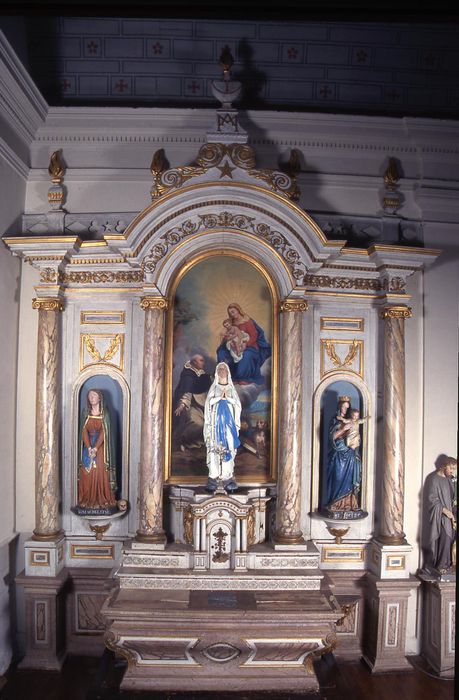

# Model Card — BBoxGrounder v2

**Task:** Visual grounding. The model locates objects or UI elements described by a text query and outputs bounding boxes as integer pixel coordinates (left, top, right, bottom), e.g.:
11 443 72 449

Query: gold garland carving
32 298 65 312
82 334 121 363
380 305 412 319
140 296 169 311
324 339 358 367
143 210 307 283
40 267 59 283
61 270 144 285
305 273 406 294
279 299 308 313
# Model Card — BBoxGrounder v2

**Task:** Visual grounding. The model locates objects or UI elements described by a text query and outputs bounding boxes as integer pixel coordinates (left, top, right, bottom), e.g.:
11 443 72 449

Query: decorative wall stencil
320 339 363 377
80 333 124 371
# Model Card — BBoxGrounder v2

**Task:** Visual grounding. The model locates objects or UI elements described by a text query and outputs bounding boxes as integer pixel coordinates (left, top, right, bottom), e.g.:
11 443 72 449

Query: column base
32 529 64 542
134 533 166 549
272 532 305 549
24 535 66 577
369 540 412 579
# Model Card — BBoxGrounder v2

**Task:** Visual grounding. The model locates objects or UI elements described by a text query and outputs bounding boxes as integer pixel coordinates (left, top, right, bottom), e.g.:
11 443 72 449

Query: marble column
136 296 168 543
274 299 308 545
32 297 64 541
378 305 412 545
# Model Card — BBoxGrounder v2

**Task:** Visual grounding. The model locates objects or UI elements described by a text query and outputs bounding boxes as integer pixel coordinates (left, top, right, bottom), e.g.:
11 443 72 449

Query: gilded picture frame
165 251 278 484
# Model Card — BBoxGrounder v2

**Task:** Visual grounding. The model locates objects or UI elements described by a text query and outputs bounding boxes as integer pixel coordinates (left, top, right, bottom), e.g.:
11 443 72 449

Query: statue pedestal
362 572 420 673
15 569 69 671
418 573 455 678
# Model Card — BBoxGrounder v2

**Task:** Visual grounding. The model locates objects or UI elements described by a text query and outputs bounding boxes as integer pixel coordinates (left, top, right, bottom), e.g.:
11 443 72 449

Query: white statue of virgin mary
203 362 241 493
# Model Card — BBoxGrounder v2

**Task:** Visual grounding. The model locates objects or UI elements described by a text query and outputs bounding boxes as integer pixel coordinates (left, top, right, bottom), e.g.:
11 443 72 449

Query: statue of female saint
203 362 241 494
77 389 117 513
322 395 365 519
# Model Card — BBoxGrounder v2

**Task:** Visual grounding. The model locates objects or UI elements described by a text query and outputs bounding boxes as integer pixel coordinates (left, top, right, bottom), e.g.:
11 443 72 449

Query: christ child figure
220 318 249 363
336 408 370 450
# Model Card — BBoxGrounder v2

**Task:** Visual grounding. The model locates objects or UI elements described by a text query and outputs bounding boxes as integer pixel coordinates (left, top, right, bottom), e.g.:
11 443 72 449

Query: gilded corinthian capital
140 296 169 311
380 305 412 320
280 299 308 313
32 297 65 312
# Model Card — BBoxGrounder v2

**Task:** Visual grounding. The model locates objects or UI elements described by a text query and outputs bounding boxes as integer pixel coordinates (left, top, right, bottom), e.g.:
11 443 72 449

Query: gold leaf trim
82 334 101 362
305 274 406 294
103 334 122 361
140 296 169 311
380 305 412 319
324 339 359 367
279 299 308 312
32 298 65 312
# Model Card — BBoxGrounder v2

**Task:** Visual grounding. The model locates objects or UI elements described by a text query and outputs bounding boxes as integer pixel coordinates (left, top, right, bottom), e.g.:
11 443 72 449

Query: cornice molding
0 137 29 180
0 31 48 148
34 108 459 157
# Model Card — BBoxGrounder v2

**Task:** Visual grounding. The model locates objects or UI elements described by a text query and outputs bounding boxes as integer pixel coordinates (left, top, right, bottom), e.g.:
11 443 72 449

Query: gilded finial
150 148 167 177
384 157 400 190
48 150 65 183
219 45 234 76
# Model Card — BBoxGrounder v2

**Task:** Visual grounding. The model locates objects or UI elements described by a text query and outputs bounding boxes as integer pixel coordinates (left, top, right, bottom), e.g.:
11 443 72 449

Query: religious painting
168 253 277 484
318 380 368 520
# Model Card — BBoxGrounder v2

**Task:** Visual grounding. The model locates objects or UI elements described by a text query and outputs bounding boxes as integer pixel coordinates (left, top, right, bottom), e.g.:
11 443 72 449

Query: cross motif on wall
115 80 129 93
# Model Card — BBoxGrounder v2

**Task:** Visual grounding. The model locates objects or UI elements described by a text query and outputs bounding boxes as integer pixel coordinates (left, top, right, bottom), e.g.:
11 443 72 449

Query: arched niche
166 250 279 486
72 367 130 514
311 373 373 521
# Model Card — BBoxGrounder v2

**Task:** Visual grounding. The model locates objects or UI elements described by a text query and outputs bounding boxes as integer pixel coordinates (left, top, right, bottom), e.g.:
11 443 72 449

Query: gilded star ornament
217 161 236 179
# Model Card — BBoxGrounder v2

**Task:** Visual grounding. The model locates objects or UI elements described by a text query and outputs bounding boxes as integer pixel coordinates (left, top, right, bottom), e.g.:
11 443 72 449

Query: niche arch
311 372 374 520
72 365 131 511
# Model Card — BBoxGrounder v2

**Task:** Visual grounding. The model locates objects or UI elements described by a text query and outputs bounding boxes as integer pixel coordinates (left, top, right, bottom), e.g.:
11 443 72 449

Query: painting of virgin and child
170 255 276 483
